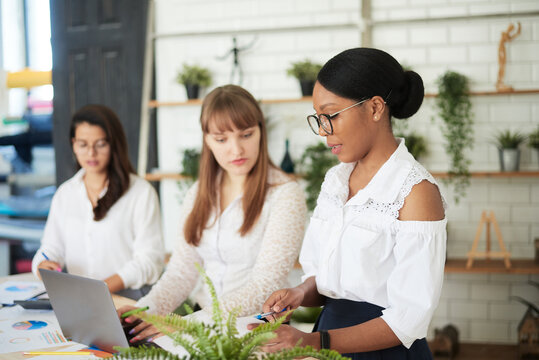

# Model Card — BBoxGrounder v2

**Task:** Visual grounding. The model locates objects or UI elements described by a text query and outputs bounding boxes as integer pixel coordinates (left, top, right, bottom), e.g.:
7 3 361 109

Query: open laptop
39 269 156 353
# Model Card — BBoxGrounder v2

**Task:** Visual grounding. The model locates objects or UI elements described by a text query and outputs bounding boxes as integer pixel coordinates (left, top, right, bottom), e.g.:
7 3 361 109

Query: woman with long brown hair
32 104 165 300
119 85 307 343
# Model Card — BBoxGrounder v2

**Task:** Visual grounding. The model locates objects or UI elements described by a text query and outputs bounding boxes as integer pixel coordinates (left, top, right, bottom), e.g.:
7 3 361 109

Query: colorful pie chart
5 285 38 292
12 320 48 330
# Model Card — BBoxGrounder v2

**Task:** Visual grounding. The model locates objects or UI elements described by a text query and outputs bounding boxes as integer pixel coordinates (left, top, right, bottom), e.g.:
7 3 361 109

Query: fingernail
129 329 135 335
56 267 62 272
147 337 153 342
129 337 137 343
125 318 132 323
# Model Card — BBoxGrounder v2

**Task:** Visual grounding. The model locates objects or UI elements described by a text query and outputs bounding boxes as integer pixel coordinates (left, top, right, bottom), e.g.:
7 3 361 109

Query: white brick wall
154 0 539 345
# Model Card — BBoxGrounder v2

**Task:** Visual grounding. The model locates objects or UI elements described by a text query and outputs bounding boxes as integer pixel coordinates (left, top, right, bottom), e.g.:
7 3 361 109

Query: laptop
39 269 156 353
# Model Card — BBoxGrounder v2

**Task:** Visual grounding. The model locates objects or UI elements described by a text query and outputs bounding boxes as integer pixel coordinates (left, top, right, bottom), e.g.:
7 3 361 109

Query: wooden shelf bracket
466 210 512 269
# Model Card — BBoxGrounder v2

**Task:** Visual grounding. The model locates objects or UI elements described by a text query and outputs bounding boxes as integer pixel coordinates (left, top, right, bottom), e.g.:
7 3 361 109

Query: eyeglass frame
306 97 370 135
72 138 110 154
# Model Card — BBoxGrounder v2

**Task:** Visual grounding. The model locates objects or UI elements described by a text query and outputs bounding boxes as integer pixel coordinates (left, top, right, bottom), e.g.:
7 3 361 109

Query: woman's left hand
247 323 317 352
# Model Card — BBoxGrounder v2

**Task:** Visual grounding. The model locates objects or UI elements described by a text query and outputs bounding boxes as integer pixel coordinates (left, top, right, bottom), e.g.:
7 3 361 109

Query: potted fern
435 71 474 203
287 59 323 97
176 64 212 100
529 125 539 167
493 130 526 172
115 264 346 360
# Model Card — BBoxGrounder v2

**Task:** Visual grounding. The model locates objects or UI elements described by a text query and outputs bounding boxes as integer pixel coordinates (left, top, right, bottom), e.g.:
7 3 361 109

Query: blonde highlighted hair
184 85 275 246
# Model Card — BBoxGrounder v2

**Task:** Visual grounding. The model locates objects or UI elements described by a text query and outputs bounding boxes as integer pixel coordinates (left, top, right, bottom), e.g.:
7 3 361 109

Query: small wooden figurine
496 22 521 92
430 324 460 359
512 295 539 359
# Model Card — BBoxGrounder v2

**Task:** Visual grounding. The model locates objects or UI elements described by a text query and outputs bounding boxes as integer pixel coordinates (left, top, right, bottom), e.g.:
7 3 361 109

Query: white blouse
31 169 165 289
299 139 447 349
137 168 308 317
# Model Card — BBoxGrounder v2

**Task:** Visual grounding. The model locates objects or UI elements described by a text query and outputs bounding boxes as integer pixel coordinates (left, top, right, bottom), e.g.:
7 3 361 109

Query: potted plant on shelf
529 125 539 167
493 130 526 172
300 142 339 211
392 119 428 160
176 63 212 100
434 70 474 204
287 59 323 97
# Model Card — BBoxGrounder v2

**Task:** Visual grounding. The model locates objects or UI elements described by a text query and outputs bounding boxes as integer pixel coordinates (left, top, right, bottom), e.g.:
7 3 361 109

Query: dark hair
70 104 135 221
317 47 424 119
184 85 276 246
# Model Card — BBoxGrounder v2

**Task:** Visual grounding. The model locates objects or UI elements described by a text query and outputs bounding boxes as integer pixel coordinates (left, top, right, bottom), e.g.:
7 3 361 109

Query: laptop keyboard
122 319 161 349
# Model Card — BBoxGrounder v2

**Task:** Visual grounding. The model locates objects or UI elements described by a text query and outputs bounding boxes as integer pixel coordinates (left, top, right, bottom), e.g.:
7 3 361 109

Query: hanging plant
435 71 474 203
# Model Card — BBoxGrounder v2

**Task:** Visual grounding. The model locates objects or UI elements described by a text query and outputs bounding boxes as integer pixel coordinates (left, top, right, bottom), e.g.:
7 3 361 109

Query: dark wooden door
50 0 148 184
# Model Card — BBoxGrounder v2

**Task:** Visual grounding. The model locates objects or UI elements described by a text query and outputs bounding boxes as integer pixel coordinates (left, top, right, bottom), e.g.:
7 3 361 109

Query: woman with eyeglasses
32 104 165 300
251 48 447 359
117 85 307 344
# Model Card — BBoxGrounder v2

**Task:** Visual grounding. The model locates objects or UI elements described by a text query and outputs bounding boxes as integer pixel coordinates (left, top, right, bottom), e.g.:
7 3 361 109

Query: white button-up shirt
32 169 165 289
137 168 307 317
300 139 447 348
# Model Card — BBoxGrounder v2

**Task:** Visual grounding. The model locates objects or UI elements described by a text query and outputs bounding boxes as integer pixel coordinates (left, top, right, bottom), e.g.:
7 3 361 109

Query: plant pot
299 79 315 97
185 84 200 99
498 148 520 172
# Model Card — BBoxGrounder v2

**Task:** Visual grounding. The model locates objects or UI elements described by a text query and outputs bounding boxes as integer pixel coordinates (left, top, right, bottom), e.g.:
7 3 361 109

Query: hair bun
391 71 424 119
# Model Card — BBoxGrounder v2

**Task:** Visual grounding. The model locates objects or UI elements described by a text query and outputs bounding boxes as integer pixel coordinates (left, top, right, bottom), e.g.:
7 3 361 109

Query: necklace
84 176 108 207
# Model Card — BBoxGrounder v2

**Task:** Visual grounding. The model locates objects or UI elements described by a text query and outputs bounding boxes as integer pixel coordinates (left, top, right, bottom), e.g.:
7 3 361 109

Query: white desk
0 273 135 359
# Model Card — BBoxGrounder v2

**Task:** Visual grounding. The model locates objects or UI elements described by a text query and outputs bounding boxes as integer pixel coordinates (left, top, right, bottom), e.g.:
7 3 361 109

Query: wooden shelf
425 88 539 98
445 258 539 274
148 89 539 108
430 342 518 360
148 97 312 108
431 171 539 178
146 171 539 182
145 172 188 181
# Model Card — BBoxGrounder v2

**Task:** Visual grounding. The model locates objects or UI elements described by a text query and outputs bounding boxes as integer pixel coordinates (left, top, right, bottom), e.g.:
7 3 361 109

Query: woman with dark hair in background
253 48 447 359
32 104 165 300
118 84 307 344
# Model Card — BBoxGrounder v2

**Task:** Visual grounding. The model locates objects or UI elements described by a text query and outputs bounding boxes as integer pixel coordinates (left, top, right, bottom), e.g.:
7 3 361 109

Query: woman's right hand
117 305 162 343
262 287 305 321
37 260 62 276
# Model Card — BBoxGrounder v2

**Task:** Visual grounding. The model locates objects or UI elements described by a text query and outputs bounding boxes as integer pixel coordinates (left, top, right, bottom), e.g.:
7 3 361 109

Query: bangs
201 94 261 133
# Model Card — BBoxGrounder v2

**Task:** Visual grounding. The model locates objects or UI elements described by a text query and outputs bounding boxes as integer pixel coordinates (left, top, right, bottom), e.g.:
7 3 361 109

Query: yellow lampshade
6 68 52 89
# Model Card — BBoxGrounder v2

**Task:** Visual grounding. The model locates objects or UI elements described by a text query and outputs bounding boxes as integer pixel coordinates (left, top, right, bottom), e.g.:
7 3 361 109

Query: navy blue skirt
313 298 433 360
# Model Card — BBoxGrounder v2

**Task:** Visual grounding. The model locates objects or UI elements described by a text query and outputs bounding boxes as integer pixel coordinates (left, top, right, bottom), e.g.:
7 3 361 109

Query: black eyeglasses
306 98 370 135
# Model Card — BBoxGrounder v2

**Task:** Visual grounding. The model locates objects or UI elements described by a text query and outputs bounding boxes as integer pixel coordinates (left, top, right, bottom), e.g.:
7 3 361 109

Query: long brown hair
70 104 135 221
184 85 275 245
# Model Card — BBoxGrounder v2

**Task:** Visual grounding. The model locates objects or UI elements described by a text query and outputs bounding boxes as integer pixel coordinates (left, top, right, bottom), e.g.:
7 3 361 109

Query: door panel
50 0 147 184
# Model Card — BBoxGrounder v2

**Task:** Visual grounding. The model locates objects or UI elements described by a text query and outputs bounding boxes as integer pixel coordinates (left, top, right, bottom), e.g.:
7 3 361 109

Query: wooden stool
466 210 511 269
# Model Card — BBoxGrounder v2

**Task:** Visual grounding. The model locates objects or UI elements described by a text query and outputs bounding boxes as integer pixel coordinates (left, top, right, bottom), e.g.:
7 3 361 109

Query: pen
23 351 92 355
42 251 62 272
253 308 287 320
121 306 150 318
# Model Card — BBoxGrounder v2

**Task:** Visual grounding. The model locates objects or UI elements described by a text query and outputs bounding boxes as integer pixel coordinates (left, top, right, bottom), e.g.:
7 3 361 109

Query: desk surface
0 272 136 308
0 272 135 359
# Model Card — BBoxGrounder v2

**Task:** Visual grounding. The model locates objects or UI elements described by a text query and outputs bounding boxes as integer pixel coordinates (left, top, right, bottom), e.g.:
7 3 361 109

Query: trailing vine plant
435 71 474 203
115 264 347 360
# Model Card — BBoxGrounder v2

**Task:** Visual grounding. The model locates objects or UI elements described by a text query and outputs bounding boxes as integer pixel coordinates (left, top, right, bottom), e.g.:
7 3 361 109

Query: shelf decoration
466 210 511 270
492 129 526 172
176 64 212 100
435 71 474 204
496 22 521 93
287 59 322 97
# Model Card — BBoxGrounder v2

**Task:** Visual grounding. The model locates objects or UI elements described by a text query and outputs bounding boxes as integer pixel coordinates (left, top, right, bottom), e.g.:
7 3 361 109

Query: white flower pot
498 148 520 172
